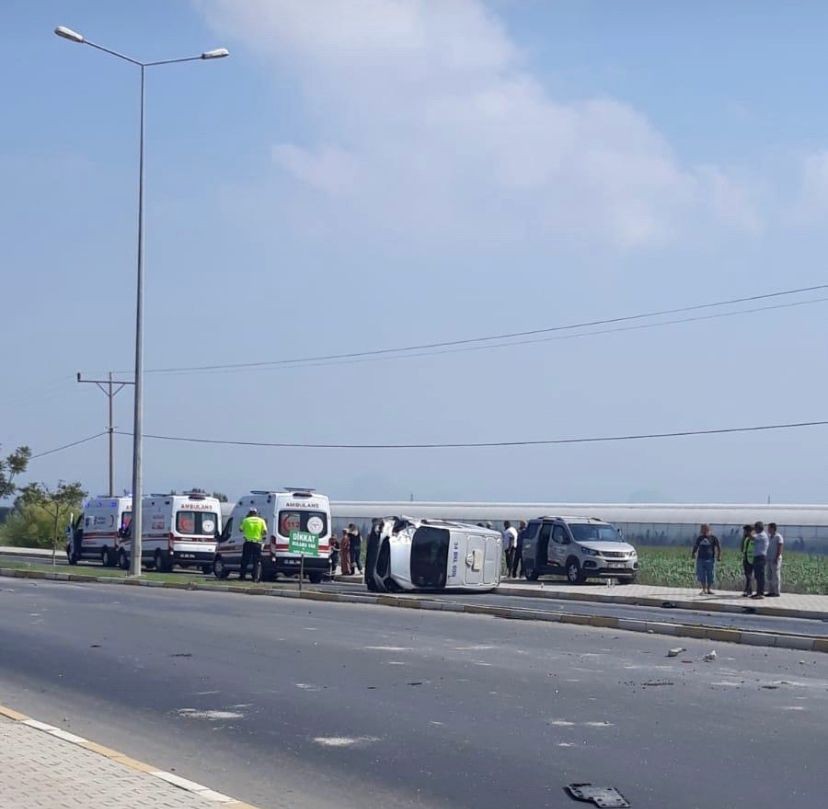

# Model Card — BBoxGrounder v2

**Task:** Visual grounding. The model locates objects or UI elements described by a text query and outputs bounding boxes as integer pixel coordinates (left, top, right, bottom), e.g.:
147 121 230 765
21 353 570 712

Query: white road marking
312 736 380 747
177 709 243 721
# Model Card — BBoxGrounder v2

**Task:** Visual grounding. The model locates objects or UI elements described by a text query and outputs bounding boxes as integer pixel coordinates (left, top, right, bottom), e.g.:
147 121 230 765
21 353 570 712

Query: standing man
502 521 518 578
348 523 363 577
691 523 721 595
751 520 769 599
239 507 267 582
740 524 755 597
766 522 784 597
510 520 527 579
339 529 352 576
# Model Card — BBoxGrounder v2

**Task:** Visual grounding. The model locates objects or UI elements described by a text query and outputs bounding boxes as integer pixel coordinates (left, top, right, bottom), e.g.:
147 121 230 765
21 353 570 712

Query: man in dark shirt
691 523 721 595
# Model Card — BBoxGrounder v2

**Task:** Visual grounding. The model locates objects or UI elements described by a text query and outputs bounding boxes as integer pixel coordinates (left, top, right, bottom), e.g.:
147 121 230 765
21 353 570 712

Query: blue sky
3 0 828 505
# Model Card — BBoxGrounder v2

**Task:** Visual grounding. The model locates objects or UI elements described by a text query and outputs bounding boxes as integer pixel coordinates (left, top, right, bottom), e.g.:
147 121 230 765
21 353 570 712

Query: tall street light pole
55 26 228 576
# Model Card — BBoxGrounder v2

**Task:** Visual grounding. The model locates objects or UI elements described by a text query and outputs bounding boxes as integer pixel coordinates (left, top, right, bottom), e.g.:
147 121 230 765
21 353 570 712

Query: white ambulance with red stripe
121 491 221 573
215 489 331 582
66 495 132 567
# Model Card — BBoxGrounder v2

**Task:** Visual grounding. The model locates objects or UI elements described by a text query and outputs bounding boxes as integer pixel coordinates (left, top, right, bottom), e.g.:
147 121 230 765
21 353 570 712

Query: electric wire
139 282 828 376
113 419 828 450
29 431 108 460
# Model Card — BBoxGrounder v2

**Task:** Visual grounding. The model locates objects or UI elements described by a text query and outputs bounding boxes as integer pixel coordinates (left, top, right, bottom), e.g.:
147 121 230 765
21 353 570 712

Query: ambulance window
176 511 219 535
278 511 328 538
121 511 132 529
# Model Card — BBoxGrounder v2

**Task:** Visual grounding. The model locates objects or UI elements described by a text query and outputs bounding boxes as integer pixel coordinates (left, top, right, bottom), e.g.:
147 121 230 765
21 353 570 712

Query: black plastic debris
565 783 630 808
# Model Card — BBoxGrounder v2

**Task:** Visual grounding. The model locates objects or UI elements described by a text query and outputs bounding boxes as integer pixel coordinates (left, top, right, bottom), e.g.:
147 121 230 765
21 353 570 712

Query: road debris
565 783 630 807
667 647 685 657
703 650 717 662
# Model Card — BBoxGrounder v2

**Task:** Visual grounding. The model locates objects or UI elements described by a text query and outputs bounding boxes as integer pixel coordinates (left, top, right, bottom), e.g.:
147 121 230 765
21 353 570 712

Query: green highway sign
288 530 319 556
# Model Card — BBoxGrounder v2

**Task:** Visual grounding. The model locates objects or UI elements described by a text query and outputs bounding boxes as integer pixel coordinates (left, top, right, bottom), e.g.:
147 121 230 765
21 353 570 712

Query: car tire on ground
523 563 539 582
308 572 323 584
213 557 229 580
566 557 585 585
155 549 171 574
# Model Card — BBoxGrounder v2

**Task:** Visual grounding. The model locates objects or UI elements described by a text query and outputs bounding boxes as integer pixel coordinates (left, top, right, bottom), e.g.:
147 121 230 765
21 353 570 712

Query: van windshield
278 511 328 538
569 523 622 543
176 511 219 536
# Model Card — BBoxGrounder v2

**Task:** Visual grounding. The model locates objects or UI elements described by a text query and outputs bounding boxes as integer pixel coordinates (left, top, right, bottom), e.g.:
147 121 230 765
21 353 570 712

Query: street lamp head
55 25 85 44
201 48 229 60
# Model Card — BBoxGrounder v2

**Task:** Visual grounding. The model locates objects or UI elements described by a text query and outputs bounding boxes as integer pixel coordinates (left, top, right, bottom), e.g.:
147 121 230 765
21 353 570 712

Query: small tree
0 446 31 500
211 491 229 503
16 481 86 565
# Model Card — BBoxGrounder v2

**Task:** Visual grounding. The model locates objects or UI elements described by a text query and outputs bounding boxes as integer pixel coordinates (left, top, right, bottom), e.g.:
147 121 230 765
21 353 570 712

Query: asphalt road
0 579 826 809
5 553 825 639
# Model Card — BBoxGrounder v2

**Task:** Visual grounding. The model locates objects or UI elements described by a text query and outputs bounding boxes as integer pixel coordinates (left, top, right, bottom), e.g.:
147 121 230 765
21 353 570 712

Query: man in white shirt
766 522 784 597
502 521 518 578
751 521 769 600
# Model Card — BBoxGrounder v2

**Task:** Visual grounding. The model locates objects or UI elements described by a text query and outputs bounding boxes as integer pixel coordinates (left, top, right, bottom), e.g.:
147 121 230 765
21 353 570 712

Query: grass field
2 549 827 595
636 545 828 594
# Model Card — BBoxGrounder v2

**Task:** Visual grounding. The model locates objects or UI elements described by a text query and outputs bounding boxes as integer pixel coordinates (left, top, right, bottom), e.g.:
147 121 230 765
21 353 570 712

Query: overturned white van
365 517 502 593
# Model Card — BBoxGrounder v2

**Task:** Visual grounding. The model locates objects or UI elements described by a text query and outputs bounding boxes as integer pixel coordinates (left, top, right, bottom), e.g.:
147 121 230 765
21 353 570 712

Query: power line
163 294 828 378
114 419 828 450
30 431 108 460
140 282 828 376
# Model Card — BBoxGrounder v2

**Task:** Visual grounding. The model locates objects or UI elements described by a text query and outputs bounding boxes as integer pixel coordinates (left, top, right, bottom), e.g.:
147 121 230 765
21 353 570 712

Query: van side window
552 525 566 544
222 517 233 540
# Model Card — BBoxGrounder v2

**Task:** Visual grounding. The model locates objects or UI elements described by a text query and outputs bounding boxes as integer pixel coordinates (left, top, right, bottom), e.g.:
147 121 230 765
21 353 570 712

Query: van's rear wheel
155 550 172 574
566 557 585 585
523 563 539 582
213 557 229 580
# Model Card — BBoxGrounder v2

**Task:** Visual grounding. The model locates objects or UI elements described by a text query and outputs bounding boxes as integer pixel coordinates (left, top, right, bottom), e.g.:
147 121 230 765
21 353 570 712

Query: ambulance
65 496 133 567
120 491 221 573
365 516 502 592
215 489 332 582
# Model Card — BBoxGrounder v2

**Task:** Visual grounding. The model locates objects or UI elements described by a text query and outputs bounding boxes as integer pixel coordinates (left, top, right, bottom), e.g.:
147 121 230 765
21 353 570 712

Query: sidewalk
496 580 828 620
0 708 254 808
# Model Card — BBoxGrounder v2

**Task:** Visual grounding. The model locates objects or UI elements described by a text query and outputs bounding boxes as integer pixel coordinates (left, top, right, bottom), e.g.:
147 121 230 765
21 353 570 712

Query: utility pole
77 372 134 496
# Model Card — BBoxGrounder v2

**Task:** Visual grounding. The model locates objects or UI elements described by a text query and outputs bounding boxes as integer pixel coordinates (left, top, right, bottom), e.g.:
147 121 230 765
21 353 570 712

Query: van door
548 523 568 569
464 534 485 586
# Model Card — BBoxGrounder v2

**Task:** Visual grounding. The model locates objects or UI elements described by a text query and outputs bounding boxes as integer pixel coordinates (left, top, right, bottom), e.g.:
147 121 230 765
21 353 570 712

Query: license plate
180 554 195 559
607 562 626 568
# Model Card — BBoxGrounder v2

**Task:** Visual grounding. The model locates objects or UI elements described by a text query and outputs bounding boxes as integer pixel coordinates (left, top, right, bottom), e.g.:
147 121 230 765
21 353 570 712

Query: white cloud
199 0 759 249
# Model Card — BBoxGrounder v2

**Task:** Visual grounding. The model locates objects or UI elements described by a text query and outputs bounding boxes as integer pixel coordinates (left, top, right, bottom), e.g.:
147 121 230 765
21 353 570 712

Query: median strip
1 566 824 653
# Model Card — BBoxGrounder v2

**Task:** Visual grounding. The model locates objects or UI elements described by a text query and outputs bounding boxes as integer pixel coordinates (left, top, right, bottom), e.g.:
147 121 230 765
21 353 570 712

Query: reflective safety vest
240 516 268 543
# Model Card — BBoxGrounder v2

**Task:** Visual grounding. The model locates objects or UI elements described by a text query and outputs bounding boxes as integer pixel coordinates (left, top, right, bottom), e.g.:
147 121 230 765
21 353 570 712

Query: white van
215 489 332 583
120 491 221 573
65 496 133 567
365 517 502 592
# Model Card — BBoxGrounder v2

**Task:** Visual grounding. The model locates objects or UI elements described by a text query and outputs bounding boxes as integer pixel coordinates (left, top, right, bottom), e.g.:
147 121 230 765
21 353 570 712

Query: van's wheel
566 557 585 585
308 572 323 584
523 563 539 582
201 564 212 575
118 550 129 571
213 557 229 580
155 550 171 573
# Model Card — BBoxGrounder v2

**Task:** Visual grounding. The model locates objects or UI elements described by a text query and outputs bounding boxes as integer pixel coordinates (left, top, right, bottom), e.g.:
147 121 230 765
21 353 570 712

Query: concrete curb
0 703 259 807
2 567 826 654
493 582 828 621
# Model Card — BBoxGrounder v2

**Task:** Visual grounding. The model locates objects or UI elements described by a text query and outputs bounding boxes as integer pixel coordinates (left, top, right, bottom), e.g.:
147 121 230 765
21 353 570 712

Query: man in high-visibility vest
239 508 268 582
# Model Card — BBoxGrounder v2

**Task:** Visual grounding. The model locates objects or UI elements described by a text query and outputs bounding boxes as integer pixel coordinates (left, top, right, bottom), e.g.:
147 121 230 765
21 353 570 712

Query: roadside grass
0 559 288 588
636 546 828 595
